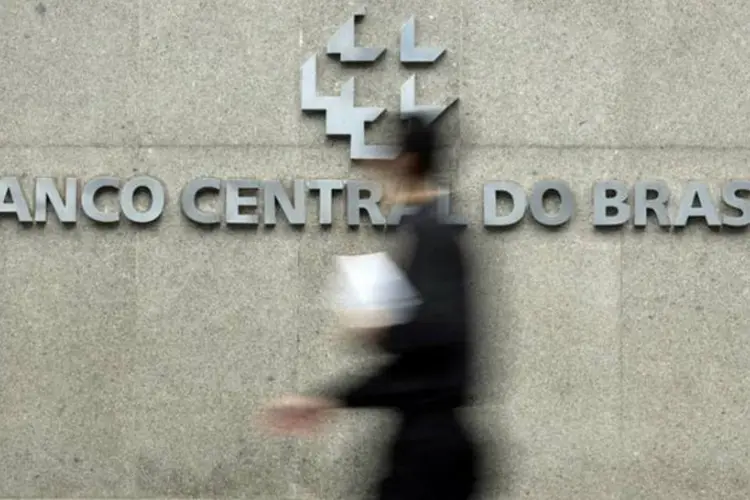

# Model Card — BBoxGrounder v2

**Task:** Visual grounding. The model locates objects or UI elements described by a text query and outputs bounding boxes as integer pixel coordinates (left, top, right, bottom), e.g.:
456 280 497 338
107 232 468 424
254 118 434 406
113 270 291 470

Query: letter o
529 180 574 227
121 176 166 224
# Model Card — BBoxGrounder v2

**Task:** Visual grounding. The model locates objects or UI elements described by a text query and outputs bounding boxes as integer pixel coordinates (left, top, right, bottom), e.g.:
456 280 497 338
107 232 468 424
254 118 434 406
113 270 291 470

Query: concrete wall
2 1 750 498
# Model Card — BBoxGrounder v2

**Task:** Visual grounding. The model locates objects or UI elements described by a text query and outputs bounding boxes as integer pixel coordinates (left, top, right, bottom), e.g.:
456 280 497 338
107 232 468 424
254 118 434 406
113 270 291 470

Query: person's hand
345 326 384 345
331 323 383 350
262 395 338 436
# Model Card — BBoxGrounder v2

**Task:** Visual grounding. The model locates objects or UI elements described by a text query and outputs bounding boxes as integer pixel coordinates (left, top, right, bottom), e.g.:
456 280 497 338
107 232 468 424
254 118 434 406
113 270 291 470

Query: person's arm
312 361 415 409
377 315 462 354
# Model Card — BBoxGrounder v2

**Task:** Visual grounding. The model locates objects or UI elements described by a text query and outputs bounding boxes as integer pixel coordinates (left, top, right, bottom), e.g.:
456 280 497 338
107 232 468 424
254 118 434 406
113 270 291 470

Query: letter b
593 181 630 227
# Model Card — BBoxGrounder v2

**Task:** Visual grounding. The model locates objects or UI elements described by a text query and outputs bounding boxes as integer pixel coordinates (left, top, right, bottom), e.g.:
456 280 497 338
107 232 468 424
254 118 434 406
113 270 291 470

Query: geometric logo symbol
400 16 445 64
327 8 385 63
300 9 458 160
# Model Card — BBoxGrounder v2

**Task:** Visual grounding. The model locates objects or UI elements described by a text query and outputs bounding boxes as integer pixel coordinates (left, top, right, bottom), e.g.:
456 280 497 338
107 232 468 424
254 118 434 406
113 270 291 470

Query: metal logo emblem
300 9 458 160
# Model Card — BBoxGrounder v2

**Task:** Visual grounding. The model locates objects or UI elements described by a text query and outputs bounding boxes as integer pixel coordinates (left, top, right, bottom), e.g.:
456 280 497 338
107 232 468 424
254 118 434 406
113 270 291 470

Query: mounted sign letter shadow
436 191 468 226
307 180 345 226
722 180 750 228
120 176 166 224
181 178 222 225
400 76 458 124
593 181 630 227
633 181 671 228
385 191 466 227
302 11 459 160
0 177 32 223
303 9 391 160
81 176 120 224
300 56 397 160
398 16 456 122
225 180 261 226
327 9 385 63
673 182 721 228
387 202 421 226
529 181 573 227
35 178 78 224
483 182 526 228
346 181 386 227
400 16 445 64
264 180 306 226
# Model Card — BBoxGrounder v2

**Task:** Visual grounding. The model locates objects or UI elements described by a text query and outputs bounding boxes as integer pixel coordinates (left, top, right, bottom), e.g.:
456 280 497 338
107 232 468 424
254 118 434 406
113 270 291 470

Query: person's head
394 115 438 187
362 114 443 204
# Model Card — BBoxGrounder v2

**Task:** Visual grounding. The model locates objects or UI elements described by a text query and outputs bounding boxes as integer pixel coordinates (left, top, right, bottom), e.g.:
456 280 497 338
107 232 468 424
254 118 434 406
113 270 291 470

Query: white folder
333 252 422 328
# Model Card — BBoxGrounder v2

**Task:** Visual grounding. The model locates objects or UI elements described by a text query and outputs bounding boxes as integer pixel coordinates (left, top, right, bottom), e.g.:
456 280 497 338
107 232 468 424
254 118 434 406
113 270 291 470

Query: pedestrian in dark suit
266 116 481 500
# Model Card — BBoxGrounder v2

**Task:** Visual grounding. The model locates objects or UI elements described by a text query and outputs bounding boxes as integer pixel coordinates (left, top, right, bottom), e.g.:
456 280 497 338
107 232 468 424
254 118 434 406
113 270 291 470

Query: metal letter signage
1 8 749 234
1 176 749 230
300 10 459 160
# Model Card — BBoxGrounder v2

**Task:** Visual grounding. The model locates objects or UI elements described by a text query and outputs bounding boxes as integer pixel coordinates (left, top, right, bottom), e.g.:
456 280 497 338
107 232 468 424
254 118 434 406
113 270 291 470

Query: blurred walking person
265 116 481 500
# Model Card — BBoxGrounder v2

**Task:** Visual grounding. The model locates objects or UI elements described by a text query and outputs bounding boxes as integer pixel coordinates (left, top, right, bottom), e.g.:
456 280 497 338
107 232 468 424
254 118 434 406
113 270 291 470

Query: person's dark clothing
321 197 479 500
376 410 478 500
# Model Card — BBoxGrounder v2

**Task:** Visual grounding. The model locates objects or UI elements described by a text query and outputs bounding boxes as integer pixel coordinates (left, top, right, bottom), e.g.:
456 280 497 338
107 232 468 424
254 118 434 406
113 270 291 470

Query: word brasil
0 176 748 228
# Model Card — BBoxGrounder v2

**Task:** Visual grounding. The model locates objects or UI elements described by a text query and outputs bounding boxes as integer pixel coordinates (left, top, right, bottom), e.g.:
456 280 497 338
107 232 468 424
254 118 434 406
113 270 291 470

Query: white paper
332 252 421 327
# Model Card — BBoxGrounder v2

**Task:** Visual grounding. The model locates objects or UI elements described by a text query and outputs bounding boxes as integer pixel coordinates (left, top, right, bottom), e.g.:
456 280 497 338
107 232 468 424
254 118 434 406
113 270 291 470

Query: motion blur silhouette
265 116 481 500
